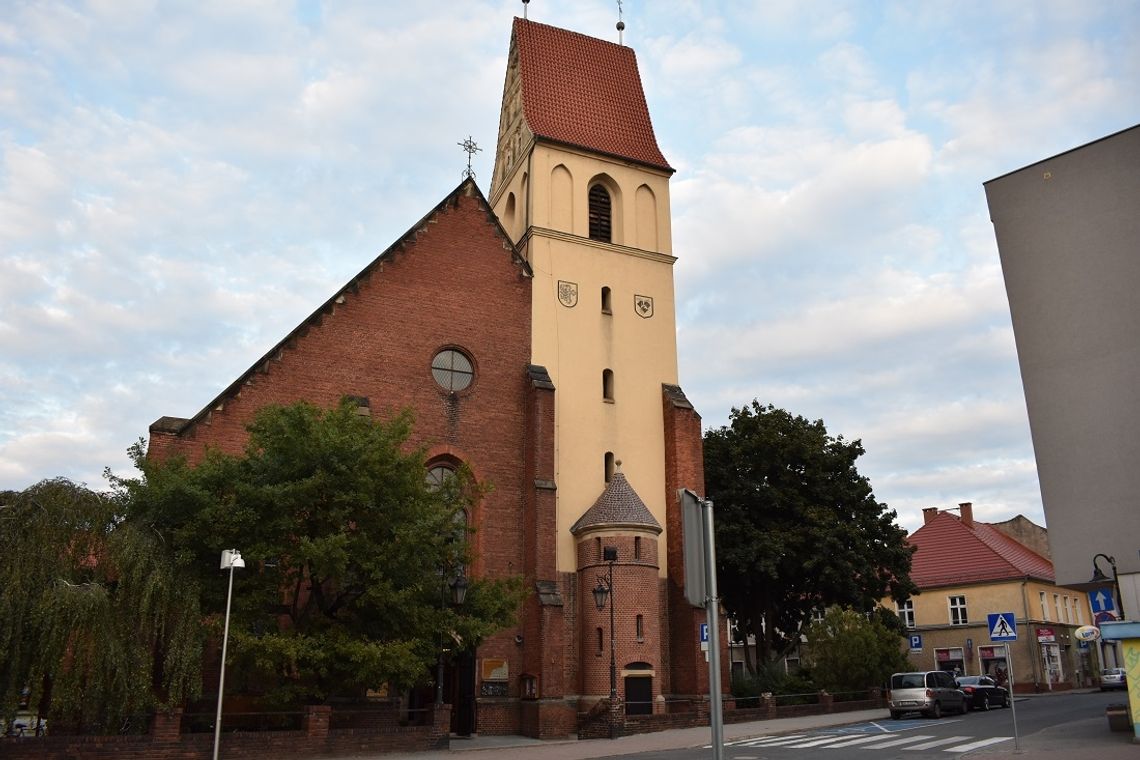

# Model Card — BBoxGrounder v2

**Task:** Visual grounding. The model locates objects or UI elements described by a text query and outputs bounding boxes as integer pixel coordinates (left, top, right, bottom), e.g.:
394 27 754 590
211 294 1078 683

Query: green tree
0 478 203 733
802 607 912 693
110 398 523 705
704 401 916 669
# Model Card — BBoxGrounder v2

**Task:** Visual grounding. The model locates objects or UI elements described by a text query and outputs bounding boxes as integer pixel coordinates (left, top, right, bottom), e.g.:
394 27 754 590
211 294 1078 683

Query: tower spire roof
510 18 671 172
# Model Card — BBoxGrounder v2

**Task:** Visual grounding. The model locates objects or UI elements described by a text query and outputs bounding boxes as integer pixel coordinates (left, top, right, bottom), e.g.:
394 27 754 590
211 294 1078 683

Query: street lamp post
213 549 245 760
435 570 469 706
592 546 618 739
1091 553 1123 619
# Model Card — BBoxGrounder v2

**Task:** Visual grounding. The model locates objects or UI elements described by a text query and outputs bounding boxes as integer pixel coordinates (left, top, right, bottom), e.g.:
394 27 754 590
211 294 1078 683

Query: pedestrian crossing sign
988 612 1017 642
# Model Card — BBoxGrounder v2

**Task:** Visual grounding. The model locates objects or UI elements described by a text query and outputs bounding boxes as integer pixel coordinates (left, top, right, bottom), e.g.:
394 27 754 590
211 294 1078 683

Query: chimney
922 507 940 525
959 502 974 527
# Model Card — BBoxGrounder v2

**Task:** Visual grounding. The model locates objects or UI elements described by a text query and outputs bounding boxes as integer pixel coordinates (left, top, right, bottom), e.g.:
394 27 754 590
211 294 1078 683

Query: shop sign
1036 627 1056 643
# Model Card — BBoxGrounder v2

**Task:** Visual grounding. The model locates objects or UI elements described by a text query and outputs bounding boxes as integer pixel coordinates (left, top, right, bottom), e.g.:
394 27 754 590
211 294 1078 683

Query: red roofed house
886 503 1101 692
147 17 719 739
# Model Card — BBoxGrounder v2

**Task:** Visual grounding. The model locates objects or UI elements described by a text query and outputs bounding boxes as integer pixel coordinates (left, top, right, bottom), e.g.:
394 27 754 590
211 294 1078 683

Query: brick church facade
148 17 725 738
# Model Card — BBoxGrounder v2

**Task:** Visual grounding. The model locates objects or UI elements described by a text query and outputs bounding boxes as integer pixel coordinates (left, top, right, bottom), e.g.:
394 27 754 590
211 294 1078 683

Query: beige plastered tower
489 18 678 577
486 19 721 721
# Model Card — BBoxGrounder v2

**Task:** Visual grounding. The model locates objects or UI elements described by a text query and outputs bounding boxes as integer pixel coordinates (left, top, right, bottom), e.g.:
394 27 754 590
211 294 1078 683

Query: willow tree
0 478 202 733
110 398 524 705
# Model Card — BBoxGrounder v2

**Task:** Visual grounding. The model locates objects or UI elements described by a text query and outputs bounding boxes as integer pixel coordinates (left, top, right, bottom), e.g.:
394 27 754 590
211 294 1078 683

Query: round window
431 348 474 392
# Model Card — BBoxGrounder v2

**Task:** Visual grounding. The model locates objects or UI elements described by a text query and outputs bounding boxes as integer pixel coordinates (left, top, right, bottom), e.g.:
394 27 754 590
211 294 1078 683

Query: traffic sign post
988 612 1020 750
1089 588 1119 623
909 634 923 652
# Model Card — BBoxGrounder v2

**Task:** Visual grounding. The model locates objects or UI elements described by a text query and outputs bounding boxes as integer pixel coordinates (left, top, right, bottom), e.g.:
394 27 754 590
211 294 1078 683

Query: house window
601 286 612 314
1076 601 1085 625
431 348 474 391
1040 592 1050 621
949 595 968 626
588 184 612 243
602 369 614 401
636 615 644 641
1054 594 1064 623
897 600 915 629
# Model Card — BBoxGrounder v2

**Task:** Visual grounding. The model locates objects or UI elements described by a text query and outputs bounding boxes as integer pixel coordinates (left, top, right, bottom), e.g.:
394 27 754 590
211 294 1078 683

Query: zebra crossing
714 731 1013 753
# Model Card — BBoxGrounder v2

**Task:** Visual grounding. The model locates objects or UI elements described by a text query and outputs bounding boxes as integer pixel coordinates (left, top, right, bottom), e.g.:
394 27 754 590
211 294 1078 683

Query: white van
888 671 967 719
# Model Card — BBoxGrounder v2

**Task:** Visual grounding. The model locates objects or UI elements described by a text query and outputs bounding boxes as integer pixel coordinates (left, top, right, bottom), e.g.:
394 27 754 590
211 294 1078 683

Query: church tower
490 18 713 719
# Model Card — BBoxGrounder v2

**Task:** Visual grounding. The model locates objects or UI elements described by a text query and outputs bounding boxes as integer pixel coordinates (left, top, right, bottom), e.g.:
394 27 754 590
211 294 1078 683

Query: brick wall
0 705 450 760
145 182 542 737
574 533 663 701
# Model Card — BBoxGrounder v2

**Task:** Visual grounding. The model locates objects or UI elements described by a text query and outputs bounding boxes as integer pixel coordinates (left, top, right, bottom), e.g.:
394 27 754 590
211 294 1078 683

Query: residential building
889 503 1099 692
984 125 1140 612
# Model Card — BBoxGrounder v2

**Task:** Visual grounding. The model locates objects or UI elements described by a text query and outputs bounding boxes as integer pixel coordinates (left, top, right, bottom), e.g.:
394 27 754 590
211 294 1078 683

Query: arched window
605 452 615 483
426 463 468 565
601 286 612 314
634 536 641 561
588 184 612 243
602 369 614 402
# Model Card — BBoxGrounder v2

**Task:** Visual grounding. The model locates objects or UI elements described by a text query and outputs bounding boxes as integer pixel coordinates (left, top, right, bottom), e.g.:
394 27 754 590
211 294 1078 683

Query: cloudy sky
2 0 1138 532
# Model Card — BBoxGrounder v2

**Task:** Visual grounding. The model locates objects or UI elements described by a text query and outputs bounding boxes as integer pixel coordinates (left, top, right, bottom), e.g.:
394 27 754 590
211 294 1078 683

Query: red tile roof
907 511 1055 588
513 18 672 172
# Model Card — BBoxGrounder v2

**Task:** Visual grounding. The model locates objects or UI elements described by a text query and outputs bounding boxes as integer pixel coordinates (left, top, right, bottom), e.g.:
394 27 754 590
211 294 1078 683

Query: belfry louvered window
588 184 612 243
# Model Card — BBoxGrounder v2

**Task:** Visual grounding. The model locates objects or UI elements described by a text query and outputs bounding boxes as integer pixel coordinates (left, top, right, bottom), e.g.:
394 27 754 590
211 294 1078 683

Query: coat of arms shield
558 280 578 308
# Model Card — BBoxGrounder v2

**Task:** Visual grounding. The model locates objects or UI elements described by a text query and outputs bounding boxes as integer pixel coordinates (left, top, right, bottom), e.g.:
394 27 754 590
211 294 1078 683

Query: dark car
956 675 1009 711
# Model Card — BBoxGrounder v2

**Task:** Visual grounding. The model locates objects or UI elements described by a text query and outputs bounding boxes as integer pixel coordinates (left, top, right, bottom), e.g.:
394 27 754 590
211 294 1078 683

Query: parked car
1101 667 1127 691
5 711 47 737
888 670 968 719
956 675 1009 710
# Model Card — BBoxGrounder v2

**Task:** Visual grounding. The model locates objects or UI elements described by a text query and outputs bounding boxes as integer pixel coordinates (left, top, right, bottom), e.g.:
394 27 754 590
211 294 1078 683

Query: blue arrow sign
1089 588 1116 614
988 612 1017 642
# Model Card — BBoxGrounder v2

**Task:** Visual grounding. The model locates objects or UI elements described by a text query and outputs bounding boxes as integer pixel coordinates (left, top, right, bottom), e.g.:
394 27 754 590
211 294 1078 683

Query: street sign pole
988 612 1020 751
702 497 725 760
1007 648 1020 751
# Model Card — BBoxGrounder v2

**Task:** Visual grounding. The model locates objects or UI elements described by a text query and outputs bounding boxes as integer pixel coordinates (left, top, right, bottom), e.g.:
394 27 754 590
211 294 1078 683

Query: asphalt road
616 690 1132 760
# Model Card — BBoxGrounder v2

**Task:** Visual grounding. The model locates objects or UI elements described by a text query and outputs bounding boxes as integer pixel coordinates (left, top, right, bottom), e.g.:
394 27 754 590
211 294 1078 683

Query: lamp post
1091 553 1123 620
592 546 618 739
435 570 469 706
213 549 245 760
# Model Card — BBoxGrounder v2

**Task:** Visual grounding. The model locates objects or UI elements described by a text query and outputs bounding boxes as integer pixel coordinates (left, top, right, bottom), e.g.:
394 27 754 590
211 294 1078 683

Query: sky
2 0 1138 533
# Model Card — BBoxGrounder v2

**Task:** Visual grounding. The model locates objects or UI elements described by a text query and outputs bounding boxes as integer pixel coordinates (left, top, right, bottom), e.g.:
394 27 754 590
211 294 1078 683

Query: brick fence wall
1 705 450 760
578 690 885 739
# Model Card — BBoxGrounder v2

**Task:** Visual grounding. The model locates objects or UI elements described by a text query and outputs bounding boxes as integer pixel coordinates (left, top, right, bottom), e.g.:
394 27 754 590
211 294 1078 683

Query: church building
147 16 722 738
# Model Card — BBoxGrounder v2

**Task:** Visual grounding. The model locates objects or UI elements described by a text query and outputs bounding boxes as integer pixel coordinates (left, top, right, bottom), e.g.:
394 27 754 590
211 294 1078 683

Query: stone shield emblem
634 294 654 318
558 280 578 308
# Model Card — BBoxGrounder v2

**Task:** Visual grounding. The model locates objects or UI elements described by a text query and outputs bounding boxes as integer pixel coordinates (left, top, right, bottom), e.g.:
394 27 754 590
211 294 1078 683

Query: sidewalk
338 708 888 760
327 688 1132 760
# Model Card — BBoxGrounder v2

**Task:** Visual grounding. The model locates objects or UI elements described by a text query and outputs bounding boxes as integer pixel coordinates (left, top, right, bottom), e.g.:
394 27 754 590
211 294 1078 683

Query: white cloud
1 1 1137 544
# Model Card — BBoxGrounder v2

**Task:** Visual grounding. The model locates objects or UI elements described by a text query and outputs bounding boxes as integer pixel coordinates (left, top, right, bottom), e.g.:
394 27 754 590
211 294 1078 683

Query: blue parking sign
909 634 923 651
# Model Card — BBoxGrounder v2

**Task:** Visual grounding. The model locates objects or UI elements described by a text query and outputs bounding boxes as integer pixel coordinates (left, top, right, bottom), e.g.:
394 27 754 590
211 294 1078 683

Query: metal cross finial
457 135 481 179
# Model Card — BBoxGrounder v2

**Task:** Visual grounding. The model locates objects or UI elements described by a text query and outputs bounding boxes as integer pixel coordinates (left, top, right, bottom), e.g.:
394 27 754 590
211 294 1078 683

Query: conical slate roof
570 471 662 535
